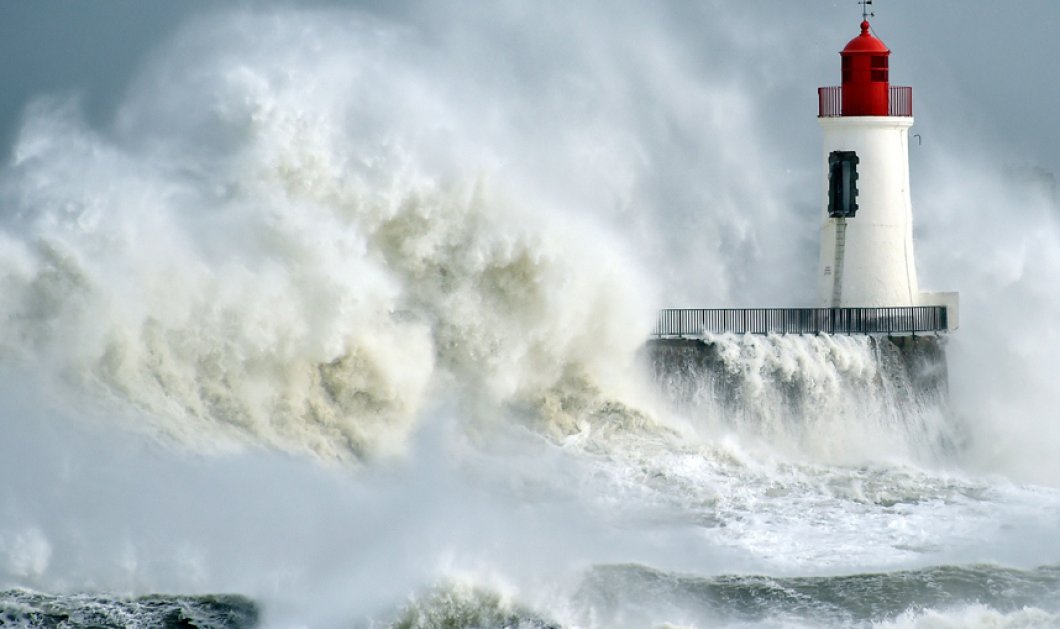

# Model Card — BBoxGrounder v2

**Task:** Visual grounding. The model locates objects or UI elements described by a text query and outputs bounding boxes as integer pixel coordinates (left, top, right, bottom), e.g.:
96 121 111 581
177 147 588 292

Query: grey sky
2 1 1057 172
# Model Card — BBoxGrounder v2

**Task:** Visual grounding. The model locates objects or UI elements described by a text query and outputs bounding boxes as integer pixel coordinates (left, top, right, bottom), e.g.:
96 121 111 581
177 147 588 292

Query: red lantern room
841 20 890 116
818 21 912 118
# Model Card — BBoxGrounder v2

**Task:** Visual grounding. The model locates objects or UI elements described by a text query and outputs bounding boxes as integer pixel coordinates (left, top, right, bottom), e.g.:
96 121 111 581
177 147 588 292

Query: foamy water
1 6 1059 628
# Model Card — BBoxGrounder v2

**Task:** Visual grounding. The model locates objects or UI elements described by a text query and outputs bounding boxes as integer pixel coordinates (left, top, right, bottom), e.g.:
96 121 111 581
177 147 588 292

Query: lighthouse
812 18 958 330
816 19 920 309
651 13 957 338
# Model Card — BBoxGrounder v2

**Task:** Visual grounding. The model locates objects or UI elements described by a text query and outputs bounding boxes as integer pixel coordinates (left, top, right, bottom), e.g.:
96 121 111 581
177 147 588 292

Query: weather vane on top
859 0 876 20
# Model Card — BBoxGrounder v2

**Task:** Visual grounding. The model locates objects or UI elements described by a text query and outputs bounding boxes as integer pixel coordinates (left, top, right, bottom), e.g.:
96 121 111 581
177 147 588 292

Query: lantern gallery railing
652 306 948 338
887 86 913 117
818 86 913 117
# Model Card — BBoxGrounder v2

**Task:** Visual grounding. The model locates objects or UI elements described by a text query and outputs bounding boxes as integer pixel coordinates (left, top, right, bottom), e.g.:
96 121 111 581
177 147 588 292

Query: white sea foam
877 605 1060 629
649 334 956 468
0 10 655 460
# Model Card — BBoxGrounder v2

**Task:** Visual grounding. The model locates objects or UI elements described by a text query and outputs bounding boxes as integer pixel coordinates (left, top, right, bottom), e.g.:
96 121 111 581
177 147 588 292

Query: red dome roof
841 20 890 55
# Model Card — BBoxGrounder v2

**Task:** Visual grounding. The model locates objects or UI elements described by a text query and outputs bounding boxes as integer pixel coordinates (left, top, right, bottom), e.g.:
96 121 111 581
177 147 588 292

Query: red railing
818 86 913 117
888 86 913 116
819 86 843 117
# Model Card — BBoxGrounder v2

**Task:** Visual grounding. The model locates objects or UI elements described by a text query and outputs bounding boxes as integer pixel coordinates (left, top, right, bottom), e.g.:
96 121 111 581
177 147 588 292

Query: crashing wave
0 12 653 461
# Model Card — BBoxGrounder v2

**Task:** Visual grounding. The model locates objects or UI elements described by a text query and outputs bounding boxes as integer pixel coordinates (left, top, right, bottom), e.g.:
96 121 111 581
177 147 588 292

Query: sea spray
915 150 1060 485
0 11 655 460
645 334 956 466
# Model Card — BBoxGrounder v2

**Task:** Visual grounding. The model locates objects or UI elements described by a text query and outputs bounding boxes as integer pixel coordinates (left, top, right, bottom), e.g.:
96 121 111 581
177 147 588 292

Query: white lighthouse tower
815 19 957 327
816 19 913 307
651 15 958 339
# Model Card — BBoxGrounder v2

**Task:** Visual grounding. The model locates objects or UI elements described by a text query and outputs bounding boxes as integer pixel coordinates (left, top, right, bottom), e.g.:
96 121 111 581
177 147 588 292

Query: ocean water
2 5 1060 628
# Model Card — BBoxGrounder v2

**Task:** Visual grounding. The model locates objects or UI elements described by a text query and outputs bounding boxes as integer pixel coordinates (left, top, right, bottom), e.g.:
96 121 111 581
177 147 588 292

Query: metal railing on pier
652 306 948 338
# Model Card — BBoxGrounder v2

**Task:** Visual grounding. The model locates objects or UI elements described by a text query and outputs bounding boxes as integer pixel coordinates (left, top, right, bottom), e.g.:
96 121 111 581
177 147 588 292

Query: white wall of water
0 10 663 461
650 335 955 468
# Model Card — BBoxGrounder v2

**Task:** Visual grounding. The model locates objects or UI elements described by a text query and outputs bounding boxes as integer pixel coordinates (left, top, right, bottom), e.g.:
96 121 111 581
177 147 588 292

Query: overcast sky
2 1 1057 171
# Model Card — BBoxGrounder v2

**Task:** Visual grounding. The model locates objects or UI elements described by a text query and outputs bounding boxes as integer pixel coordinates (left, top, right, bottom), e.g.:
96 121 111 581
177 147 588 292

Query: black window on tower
828 151 860 218
870 55 889 82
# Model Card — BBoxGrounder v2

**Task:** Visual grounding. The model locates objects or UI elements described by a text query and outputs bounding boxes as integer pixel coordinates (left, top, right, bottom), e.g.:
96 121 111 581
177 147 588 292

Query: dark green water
5 563 1058 628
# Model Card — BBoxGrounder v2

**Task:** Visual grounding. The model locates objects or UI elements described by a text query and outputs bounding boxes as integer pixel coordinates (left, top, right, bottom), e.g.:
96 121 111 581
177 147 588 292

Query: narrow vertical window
828 151 860 218
870 56 889 82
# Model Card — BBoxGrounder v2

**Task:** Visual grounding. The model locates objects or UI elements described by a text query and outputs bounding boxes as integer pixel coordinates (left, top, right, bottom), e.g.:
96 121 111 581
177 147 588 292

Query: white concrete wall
816 116 920 308
919 290 960 331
